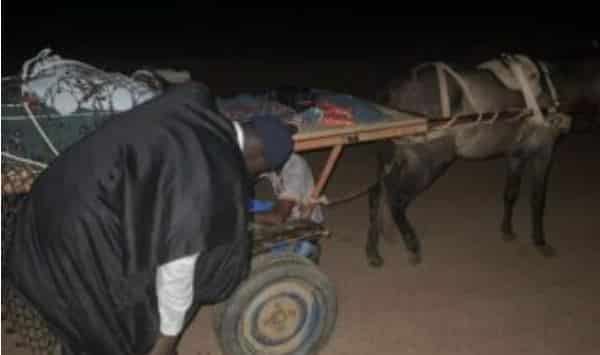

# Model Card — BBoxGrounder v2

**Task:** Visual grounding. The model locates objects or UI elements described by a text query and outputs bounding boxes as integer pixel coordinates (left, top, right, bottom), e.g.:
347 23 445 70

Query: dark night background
3 9 598 72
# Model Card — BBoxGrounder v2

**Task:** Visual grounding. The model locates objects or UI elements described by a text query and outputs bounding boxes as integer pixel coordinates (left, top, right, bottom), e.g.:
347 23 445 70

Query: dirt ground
185 132 600 355
3 57 600 355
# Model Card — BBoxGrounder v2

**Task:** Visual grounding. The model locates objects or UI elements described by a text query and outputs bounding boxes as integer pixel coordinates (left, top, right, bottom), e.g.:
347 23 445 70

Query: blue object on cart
271 239 317 259
248 199 274 213
294 240 318 258
272 240 291 255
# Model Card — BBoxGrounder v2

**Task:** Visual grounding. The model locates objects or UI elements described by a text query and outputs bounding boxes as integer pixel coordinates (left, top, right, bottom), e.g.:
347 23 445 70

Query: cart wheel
213 252 315 334
252 250 317 273
214 257 337 355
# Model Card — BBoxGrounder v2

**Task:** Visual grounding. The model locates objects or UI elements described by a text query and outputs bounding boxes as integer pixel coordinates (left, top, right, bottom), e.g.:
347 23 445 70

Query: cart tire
213 252 315 334
214 259 337 355
251 251 316 274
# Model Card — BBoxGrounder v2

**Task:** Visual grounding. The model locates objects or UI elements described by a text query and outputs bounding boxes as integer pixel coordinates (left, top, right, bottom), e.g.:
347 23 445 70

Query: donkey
366 54 600 267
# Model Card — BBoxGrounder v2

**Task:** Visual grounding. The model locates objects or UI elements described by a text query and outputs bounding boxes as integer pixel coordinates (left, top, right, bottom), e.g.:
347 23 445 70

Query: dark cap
245 114 296 171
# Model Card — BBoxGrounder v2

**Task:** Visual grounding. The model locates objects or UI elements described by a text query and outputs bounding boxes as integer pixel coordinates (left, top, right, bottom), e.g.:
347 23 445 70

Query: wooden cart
213 106 430 355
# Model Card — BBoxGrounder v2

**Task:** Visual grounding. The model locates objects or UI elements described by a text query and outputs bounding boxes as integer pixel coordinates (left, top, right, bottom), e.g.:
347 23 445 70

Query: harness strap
539 62 560 109
436 63 451 118
413 61 484 119
504 54 548 126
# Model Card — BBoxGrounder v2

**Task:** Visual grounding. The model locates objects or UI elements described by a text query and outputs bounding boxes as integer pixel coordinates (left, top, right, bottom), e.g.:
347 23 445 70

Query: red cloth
317 101 354 126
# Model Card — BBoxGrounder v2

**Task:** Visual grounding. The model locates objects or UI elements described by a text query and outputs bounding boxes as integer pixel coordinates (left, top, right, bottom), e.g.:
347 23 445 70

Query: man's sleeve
155 253 200 336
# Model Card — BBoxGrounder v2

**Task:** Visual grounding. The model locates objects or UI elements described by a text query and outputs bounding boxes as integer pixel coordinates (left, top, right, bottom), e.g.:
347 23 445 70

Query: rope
485 111 499 125
21 48 53 82
319 188 369 206
436 63 451 118
18 50 63 159
437 63 483 118
1 152 48 169
539 62 560 108
505 55 547 126
23 50 115 83
306 157 410 208
22 102 60 157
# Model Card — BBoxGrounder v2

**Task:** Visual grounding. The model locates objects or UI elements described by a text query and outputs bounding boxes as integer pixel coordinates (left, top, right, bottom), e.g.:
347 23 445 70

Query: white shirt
261 153 324 224
155 120 246 336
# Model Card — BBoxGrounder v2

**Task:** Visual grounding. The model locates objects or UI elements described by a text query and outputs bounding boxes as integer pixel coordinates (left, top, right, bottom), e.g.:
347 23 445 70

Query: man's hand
145 335 179 355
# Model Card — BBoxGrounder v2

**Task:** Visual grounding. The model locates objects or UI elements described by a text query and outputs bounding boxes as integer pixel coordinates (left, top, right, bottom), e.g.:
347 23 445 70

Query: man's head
238 114 296 177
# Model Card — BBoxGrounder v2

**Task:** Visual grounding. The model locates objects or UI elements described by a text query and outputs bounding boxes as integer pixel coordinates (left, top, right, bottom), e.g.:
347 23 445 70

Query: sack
21 48 160 116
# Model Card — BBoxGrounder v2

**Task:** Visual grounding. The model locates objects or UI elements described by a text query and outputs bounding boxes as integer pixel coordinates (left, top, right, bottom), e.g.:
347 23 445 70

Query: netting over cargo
2 48 164 170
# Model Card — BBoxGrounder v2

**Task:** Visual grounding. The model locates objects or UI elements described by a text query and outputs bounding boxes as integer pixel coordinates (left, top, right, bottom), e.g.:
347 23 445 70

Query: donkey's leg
386 189 421 265
366 159 421 266
366 142 395 267
369 136 455 266
501 154 527 240
366 179 385 267
380 159 422 265
530 147 556 257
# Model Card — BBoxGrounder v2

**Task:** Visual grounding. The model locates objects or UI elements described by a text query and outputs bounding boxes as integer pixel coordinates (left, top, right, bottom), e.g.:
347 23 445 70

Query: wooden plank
293 106 545 153
293 119 428 152
311 144 344 200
